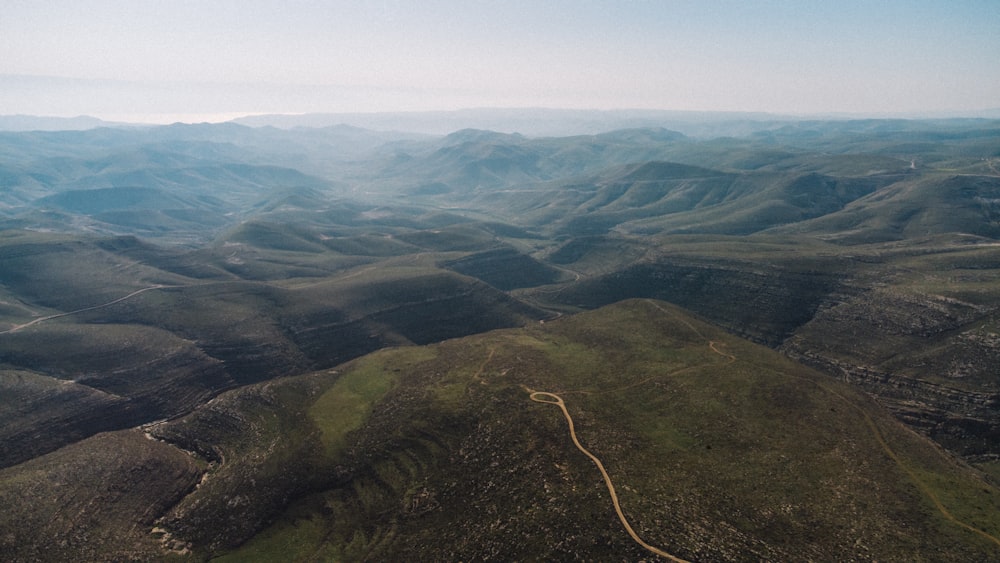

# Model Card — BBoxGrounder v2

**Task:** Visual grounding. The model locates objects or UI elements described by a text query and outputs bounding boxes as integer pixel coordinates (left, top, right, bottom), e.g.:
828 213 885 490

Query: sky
2 0 999 123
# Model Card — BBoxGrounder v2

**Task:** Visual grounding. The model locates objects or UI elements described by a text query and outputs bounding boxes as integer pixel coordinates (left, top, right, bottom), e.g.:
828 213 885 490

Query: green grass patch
308 347 436 457
909 466 1000 544
211 491 361 563
975 460 1000 485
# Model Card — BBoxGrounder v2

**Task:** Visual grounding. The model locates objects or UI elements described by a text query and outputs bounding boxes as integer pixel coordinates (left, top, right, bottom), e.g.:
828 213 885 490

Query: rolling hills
0 228 548 469
1 115 999 559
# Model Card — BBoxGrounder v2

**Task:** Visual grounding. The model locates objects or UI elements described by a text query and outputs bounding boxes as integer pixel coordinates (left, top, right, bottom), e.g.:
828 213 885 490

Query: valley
1 114 999 560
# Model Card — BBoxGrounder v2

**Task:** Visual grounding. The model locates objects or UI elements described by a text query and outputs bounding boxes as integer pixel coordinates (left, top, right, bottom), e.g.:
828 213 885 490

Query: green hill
4 300 997 561
769 173 1000 243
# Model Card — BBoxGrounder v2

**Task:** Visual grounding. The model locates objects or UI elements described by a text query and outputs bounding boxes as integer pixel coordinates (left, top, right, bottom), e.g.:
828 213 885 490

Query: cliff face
781 285 1000 457
784 349 1000 456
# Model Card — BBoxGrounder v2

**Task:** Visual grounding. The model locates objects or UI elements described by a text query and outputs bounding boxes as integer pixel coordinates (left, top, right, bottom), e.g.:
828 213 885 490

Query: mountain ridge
2 117 1000 559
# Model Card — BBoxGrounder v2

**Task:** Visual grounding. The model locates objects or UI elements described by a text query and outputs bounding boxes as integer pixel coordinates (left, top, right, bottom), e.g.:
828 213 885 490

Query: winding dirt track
526 299 1000 558
528 390 690 562
800 373 1000 550
0 284 173 334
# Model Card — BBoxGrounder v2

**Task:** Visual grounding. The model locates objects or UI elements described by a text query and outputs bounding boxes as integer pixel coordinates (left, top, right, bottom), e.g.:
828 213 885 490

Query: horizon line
4 106 1000 127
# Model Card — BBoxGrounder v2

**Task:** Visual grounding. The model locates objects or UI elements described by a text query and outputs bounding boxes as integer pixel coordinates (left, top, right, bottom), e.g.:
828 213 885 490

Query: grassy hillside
209 301 1000 561
769 173 1000 243
6 300 996 560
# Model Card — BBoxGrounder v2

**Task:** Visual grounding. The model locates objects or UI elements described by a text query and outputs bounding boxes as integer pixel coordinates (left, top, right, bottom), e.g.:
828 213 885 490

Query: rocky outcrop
781 282 1000 456
783 349 1000 456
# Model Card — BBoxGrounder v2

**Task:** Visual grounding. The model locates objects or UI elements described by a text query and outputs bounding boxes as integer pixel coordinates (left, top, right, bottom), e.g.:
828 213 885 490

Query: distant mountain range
231 107 788 136
233 107 1000 136
5 106 1000 136
0 114 126 131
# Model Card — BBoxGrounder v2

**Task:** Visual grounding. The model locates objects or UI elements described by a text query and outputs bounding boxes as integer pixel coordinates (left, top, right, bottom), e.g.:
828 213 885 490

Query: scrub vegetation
1 115 999 559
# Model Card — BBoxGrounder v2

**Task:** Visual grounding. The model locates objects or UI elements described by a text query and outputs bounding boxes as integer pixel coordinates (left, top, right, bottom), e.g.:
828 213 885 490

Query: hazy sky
2 0 998 122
